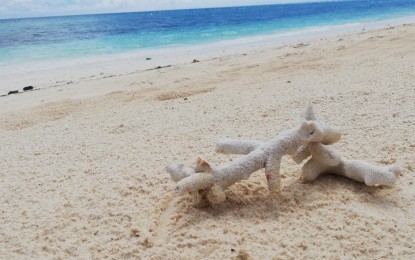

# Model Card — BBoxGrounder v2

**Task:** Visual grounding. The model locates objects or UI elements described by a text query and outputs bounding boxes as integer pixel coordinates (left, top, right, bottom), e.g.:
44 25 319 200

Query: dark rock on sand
147 65 172 71
23 86 34 91
8 90 19 95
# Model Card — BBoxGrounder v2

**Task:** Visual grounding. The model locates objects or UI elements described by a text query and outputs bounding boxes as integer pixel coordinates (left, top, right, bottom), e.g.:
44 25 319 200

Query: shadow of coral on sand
167 171 401 228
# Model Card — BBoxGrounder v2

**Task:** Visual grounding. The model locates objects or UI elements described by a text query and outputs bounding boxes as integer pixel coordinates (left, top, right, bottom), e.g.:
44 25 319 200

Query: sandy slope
1 24 414 259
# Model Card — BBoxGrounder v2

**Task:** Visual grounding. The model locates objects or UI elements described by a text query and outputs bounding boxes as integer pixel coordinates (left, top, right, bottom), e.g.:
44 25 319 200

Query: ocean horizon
1 0 415 67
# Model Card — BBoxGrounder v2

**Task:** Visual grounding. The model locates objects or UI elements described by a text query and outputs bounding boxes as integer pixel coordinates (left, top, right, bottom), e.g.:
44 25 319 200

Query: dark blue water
0 0 414 64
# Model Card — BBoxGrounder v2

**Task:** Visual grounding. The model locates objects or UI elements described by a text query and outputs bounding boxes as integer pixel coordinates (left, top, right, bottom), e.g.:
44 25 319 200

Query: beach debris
147 65 172 71
293 43 309 48
293 142 401 186
8 90 19 95
192 59 200 63
167 104 341 206
146 57 152 60
23 86 33 91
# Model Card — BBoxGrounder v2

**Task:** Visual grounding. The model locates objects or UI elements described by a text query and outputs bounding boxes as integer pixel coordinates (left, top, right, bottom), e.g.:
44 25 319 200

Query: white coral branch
167 105 341 206
301 143 401 186
216 139 265 155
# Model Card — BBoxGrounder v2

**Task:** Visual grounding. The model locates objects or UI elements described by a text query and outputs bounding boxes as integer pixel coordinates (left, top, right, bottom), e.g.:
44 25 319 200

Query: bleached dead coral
167 157 225 207
298 142 401 186
291 103 341 164
167 104 341 206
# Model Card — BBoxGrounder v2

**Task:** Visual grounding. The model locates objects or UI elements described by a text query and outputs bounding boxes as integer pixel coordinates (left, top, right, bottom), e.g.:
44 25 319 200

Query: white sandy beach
1 23 415 259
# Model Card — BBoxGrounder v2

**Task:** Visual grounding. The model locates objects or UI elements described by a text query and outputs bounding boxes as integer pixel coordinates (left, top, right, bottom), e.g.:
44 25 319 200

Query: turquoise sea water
0 0 415 65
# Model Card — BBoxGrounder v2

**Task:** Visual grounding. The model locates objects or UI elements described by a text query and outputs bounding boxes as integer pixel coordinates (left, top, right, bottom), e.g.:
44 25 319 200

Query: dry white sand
1 24 415 259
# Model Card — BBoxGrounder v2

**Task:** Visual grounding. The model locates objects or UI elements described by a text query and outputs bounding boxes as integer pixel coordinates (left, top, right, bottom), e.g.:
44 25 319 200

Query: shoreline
1 14 414 97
